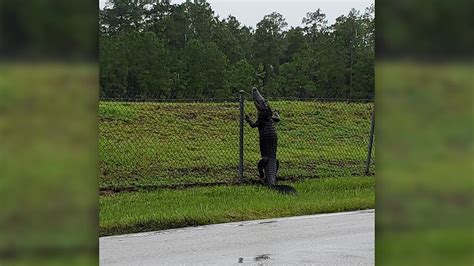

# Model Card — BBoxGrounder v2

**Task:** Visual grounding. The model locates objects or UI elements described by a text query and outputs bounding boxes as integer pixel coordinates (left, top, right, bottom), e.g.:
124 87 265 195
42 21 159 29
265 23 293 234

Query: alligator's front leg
245 114 260 128
272 111 281 122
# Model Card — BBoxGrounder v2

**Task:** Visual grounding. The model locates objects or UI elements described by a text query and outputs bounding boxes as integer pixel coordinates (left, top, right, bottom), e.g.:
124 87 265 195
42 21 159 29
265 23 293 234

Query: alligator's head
251 87 272 120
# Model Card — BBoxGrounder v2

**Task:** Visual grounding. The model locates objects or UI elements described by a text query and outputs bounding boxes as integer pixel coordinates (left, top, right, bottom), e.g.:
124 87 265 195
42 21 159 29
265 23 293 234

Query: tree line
99 0 374 100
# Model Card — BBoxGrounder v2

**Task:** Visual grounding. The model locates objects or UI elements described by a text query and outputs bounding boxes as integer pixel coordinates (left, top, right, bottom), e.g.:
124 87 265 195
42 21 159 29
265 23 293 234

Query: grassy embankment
99 100 374 190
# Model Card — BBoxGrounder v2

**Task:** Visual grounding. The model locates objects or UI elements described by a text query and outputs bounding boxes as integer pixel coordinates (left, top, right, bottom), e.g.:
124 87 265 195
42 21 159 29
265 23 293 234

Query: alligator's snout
251 87 261 101
251 87 268 111
251 87 260 98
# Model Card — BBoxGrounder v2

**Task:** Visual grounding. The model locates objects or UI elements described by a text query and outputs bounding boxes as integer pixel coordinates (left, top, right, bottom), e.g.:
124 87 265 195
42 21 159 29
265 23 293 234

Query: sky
99 0 374 28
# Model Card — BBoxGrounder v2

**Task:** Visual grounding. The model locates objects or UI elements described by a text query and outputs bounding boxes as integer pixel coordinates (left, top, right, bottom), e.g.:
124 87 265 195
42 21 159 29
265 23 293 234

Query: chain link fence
99 95 374 192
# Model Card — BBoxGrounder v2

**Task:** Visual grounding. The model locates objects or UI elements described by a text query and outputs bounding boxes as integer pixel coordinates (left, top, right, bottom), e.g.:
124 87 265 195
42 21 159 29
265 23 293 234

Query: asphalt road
100 209 375 265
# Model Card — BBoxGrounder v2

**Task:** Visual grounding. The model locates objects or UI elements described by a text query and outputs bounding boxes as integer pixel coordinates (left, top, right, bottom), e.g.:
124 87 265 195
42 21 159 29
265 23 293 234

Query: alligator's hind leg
258 157 268 182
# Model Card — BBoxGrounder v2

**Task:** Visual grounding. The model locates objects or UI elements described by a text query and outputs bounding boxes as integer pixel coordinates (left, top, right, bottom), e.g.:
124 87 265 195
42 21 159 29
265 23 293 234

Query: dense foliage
100 0 374 99
0 0 97 59
376 0 474 59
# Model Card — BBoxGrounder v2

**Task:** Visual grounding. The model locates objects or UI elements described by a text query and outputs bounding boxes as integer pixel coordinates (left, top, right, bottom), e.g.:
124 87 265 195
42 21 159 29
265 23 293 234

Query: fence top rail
265 97 374 103
99 97 240 103
99 96 374 104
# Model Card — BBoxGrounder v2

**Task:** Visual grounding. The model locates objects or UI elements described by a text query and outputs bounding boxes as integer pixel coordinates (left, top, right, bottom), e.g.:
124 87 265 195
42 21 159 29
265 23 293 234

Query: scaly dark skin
246 87 296 194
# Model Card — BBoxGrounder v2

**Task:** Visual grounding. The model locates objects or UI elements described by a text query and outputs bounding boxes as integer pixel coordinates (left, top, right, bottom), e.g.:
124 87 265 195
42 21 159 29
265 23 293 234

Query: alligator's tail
269 184 297 194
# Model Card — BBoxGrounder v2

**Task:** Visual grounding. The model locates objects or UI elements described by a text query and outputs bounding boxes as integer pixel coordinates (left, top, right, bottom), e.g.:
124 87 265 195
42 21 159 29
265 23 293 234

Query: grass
375 61 474 265
1 63 98 265
100 176 375 236
99 100 374 190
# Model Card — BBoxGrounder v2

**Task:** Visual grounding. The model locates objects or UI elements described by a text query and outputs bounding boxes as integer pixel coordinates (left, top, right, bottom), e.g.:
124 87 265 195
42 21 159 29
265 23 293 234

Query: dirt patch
99 180 236 195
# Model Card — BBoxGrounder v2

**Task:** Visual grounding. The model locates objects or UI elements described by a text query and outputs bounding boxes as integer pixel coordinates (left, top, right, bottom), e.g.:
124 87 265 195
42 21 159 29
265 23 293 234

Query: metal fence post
238 90 245 182
365 109 375 175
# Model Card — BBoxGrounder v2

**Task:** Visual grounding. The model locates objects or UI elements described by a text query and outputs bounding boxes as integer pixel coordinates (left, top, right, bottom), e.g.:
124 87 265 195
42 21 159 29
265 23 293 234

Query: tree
185 1 216 42
302 9 328 40
330 8 374 99
212 17 243 64
100 31 171 98
226 59 256 94
181 39 228 97
282 27 306 64
100 0 146 35
254 12 288 89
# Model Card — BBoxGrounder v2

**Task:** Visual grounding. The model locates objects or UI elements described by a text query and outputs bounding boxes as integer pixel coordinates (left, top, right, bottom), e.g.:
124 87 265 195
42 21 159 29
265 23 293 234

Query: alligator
245 87 296 194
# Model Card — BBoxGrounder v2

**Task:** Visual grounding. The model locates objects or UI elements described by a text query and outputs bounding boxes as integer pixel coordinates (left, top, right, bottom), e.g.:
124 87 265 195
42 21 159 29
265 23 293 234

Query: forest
99 0 375 99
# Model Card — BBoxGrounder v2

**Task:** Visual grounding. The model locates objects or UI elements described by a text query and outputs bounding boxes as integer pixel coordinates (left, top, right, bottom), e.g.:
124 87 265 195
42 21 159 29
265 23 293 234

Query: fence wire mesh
99 96 374 191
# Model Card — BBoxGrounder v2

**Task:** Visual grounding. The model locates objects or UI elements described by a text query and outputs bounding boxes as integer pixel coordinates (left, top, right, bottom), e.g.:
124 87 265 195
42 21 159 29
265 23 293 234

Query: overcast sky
99 0 374 28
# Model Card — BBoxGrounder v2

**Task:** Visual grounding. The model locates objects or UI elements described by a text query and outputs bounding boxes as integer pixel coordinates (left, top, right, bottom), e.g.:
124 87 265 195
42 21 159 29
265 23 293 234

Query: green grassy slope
99 100 374 190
